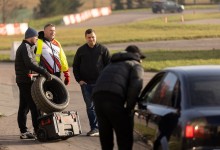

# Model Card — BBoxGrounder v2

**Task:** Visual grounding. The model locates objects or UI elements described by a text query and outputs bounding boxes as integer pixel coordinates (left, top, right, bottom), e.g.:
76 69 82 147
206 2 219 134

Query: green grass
2 8 220 71
64 49 220 71
0 54 10 62
2 49 220 71
29 15 64 30
142 49 220 71
135 122 156 141
1 9 220 50
135 121 182 149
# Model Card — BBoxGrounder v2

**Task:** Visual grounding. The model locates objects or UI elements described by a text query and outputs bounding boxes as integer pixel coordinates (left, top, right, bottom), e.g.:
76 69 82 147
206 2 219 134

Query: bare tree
0 0 7 23
0 0 29 23
127 0 133 9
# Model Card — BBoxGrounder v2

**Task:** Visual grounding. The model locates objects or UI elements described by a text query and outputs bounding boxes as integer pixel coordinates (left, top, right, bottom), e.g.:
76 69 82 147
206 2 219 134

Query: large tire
31 74 69 113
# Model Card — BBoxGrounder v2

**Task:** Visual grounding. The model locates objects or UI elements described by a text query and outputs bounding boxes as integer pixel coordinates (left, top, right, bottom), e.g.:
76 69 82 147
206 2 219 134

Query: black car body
138 65 220 150
152 0 184 13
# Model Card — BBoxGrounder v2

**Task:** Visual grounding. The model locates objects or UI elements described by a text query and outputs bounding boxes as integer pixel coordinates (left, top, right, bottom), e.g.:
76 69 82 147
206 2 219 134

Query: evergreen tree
127 0 133 9
34 0 83 18
113 0 123 10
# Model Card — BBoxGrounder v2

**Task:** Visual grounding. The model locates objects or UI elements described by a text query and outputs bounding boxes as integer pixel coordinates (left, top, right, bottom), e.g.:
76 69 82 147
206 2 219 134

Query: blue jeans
80 84 98 130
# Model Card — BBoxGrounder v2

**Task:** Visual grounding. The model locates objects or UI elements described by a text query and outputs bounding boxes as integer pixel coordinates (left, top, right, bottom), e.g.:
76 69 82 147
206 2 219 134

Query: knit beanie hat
25 27 38 39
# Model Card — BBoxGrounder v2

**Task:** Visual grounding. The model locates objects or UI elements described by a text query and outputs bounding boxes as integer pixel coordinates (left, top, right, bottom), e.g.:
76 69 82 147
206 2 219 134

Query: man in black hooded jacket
92 45 145 150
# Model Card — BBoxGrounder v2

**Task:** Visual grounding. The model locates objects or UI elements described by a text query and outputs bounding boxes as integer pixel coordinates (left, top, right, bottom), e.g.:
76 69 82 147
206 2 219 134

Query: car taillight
41 118 51 126
185 125 205 138
185 125 194 138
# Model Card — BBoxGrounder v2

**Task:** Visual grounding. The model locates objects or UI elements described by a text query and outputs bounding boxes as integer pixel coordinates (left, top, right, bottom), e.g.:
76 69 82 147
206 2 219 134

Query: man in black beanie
92 45 145 150
15 27 52 139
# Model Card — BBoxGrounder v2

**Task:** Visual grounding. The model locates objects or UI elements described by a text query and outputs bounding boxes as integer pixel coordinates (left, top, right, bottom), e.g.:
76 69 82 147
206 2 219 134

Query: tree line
0 0 218 23
0 0 153 23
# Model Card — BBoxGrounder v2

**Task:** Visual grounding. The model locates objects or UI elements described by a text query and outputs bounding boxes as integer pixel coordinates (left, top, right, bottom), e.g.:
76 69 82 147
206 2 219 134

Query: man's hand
79 80 87 85
64 76 70 85
63 70 70 85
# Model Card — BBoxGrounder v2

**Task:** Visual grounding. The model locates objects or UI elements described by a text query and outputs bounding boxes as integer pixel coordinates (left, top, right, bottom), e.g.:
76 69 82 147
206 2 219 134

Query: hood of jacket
111 51 141 63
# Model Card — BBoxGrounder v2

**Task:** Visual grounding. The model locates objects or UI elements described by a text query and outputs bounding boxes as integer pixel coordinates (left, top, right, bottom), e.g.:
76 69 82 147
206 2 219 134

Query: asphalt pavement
0 62 155 150
0 37 219 149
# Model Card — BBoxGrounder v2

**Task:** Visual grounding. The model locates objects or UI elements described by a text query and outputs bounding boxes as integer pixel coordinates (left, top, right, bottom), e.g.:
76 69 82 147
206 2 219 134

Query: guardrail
0 23 28 36
63 6 112 25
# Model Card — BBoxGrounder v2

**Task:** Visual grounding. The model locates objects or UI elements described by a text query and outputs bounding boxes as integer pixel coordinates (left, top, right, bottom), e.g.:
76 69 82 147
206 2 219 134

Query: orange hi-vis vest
36 39 69 74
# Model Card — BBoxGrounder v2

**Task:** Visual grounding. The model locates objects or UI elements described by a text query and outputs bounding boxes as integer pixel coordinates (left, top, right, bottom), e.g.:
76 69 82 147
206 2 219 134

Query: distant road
61 8 219 28
53 8 220 51
63 38 220 51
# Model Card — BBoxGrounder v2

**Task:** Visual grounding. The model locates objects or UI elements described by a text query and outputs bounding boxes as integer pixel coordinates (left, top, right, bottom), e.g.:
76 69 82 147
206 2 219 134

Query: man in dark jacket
72 29 111 136
92 45 145 150
15 27 52 139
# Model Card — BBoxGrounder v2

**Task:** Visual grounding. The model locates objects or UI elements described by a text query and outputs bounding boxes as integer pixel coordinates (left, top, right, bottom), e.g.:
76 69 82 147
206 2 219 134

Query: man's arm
72 49 81 83
23 45 51 80
59 43 69 72
126 64 144 111
102 46 111 67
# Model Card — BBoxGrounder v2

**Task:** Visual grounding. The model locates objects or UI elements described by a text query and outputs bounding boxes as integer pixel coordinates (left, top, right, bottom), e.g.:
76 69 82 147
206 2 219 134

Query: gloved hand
44 71 52 81
63 70 70 85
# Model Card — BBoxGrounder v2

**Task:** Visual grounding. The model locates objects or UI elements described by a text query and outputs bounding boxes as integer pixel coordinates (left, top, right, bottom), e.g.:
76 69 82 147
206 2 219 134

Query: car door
139 71 181 149
165 1 176 12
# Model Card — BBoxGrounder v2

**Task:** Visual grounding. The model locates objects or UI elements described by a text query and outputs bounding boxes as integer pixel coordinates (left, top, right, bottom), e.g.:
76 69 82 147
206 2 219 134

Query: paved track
0 62 154 150
0 8 219 150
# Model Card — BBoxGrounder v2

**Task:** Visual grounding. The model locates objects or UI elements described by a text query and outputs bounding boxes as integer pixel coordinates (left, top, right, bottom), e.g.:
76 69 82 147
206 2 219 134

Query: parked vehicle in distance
138 65 220 150
152 0 184 13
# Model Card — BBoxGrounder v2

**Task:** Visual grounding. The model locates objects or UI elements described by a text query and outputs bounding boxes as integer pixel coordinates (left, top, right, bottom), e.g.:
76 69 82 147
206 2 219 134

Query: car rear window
189 76 220 107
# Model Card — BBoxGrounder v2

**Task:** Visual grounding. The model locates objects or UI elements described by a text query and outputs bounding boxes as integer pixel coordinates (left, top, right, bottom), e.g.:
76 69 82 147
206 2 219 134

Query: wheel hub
45 91 53 100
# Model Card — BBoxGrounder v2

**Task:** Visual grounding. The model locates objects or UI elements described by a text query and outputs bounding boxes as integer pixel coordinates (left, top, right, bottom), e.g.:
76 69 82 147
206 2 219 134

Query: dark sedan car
152 0 184 13
138 65 220 150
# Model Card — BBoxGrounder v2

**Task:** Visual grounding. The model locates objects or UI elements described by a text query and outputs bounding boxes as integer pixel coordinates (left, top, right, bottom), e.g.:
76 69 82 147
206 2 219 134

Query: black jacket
92 51 144 110
72 43 111 84
15 40 48 83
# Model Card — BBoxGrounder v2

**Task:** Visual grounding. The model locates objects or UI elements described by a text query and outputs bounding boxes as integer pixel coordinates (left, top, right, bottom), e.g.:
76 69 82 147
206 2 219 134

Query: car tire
152 9 157 13
177 8 183 13
160 8 165 14
37 128 47 142
31 74 70 113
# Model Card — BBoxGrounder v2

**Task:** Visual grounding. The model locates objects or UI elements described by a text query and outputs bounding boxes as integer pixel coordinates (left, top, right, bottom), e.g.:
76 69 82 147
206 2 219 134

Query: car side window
151 72 179 107
141 73 165 103
190 76 220 106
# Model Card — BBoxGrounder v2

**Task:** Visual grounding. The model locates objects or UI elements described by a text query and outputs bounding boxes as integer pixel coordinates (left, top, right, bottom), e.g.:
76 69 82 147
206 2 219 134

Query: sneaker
20 131 35 139
87 129 99 136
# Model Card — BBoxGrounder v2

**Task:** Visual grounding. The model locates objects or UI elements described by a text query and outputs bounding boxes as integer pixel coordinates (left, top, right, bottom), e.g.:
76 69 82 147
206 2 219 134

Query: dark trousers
17 83 40 133
93 92 134 150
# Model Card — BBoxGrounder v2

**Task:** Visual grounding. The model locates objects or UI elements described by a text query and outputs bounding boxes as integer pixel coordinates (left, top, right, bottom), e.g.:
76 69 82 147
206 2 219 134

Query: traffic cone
164 16 168 23
181 15 184 22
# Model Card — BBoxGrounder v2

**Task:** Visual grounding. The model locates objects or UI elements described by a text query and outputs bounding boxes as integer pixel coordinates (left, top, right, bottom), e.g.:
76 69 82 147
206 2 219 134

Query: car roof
153 0 166 2
163 65 220 77
153 0 175 2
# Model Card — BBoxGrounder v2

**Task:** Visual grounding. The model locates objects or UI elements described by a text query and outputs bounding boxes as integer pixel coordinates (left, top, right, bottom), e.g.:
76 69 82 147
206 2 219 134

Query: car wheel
152 9 157 13
160 9 165 14
37 128 47 142
31 74 70 113
177 8 183 13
